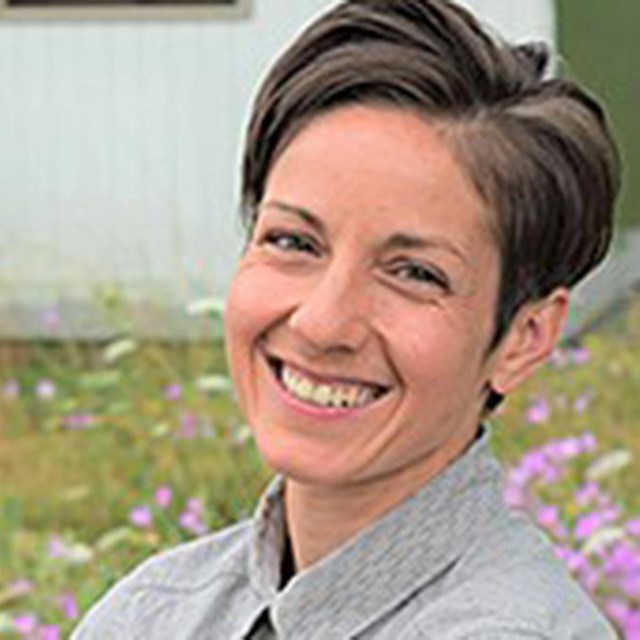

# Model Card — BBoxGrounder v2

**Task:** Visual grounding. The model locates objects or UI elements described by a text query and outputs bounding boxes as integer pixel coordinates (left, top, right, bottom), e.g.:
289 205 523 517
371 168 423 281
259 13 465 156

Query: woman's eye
262 230 318 255
392 262 449 290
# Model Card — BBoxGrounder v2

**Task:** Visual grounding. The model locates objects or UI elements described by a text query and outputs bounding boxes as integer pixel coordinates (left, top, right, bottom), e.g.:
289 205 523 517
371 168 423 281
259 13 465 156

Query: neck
283 425 482 572
283 478 390 571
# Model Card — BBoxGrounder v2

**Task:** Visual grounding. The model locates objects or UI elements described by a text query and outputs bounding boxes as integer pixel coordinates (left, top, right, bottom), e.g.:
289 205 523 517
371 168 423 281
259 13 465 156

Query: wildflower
164 383 182 401
47 536 94 564
561 548 589 573
102 337 137 364
603 541 640 576
578 431 598 453
545 437 583 462
179 497 208 536
1 379 20 398
582 527 626 556
154 486 173 509
95 527 137 552
586 450 633 482
12 614 38 634
36 379 56 399
525 396 550 425
185 296 225 316
604 597 629 623
58 593 79 620
130 505 153 529
179 510 208 536
539 463 563 485
195 375 233 394
570 346 590 365
536 505 568 538
620 575 640 599
177 411 198 439
575 511 607 540
536 505 559 529
573 391 593 415
508 465 532 487
626 518 640 537
38 626 61 640
47 535 65 558
186 497 204 514
503 481 528 509
574 482 602 508
578 563 601 593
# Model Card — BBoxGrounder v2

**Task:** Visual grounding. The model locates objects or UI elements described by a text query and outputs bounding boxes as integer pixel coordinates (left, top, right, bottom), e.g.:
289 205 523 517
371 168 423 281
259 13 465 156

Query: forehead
262 105 494 247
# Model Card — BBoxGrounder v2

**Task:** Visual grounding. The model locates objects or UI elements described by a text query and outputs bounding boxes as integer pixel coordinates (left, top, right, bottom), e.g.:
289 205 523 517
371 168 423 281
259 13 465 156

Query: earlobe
489 288 569 396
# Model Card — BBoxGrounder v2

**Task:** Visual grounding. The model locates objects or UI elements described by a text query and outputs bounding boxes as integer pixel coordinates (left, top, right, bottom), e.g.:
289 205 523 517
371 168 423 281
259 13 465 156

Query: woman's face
225 105 504 490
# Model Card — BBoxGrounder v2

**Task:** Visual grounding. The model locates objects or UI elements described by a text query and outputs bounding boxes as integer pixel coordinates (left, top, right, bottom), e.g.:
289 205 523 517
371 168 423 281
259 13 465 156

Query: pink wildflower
38 625 61 640
155 486 173 509
575 511 606 540
130 505 153 529
626 518 640 537
164 384 182 401
570 346 590 365
58 593 79 620
525 397 550 425
177 411 198 438
13 614 38 634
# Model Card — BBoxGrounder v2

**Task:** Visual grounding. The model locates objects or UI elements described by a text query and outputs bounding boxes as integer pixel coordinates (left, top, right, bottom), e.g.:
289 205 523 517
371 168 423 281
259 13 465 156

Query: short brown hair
241 0 620 354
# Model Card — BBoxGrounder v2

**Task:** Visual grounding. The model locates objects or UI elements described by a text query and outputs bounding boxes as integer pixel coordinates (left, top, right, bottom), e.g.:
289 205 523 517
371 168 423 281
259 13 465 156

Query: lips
266 355 391 410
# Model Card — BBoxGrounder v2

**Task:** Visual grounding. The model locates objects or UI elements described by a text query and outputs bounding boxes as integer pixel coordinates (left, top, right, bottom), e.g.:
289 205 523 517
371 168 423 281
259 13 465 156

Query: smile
267 356 390 410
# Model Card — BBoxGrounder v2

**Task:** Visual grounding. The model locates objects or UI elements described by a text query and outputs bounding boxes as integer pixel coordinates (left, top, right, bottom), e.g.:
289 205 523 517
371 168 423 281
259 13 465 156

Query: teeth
279 364 382 409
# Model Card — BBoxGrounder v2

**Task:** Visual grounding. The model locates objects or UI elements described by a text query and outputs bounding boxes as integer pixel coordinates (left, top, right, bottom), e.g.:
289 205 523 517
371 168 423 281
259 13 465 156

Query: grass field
1 298 639 639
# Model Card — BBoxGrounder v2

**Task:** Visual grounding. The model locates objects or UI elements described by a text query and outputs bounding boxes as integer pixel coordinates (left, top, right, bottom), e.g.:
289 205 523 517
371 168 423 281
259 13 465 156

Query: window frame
0 0 250 20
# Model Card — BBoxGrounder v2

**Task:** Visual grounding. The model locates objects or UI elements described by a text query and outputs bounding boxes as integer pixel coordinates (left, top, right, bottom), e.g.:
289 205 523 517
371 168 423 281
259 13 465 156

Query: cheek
224 263 297 366
389 309 490 392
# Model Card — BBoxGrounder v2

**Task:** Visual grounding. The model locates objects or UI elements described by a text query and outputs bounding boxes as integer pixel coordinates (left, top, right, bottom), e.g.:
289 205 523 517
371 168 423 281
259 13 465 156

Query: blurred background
1 1 639 638
1 0 637 341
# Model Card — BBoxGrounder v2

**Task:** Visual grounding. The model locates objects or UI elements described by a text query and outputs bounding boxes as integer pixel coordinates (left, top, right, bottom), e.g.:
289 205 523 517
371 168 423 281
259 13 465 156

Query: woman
73 1 620 638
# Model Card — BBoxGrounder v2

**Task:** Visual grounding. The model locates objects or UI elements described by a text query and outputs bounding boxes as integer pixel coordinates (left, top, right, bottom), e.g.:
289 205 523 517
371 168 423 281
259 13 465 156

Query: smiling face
225 105 506 491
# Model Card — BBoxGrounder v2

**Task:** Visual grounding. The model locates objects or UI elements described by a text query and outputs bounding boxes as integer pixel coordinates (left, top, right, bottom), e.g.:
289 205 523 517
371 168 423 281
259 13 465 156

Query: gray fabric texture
71 425 618 639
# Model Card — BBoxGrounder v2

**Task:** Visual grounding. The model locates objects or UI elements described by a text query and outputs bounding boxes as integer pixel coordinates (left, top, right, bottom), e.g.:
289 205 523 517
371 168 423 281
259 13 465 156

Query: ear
489 288 569 396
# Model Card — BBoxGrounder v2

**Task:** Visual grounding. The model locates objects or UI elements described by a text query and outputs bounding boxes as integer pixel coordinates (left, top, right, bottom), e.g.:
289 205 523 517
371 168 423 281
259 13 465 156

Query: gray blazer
72 425 617 639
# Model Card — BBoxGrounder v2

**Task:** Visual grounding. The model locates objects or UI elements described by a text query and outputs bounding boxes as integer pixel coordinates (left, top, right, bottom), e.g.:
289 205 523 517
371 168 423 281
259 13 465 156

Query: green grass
0 301 639 637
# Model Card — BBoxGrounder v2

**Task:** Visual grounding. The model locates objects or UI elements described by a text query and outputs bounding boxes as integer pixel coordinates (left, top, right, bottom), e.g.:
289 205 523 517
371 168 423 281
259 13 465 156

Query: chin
252 430 355 487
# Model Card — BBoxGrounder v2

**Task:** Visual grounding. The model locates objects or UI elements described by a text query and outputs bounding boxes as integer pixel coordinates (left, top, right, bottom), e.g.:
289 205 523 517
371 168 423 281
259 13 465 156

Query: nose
287 268 370 354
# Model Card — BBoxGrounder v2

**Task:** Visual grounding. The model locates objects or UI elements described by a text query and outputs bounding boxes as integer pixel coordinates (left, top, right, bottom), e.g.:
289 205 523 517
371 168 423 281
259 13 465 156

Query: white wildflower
186 296 226 316
102 337 137 364
582 526 627 556
196 374 233 393
586 450 633 482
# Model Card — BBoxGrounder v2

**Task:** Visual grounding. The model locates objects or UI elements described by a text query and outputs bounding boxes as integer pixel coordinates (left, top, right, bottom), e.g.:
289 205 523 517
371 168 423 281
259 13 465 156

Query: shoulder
71 519 252 639
409 508 617 639
119 518 252 590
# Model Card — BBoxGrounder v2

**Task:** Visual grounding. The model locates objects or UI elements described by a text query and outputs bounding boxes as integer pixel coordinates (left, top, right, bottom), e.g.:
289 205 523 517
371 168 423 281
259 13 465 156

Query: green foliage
557 0 640 227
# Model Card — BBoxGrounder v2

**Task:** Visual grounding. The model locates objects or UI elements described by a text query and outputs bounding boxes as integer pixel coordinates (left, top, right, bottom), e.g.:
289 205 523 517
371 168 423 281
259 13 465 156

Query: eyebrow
260 200 327 235
381 232 470 265
260 199 470 266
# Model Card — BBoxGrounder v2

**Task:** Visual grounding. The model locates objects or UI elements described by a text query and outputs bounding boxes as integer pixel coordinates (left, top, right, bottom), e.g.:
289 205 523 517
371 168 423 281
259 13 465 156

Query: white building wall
0 0 554 339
